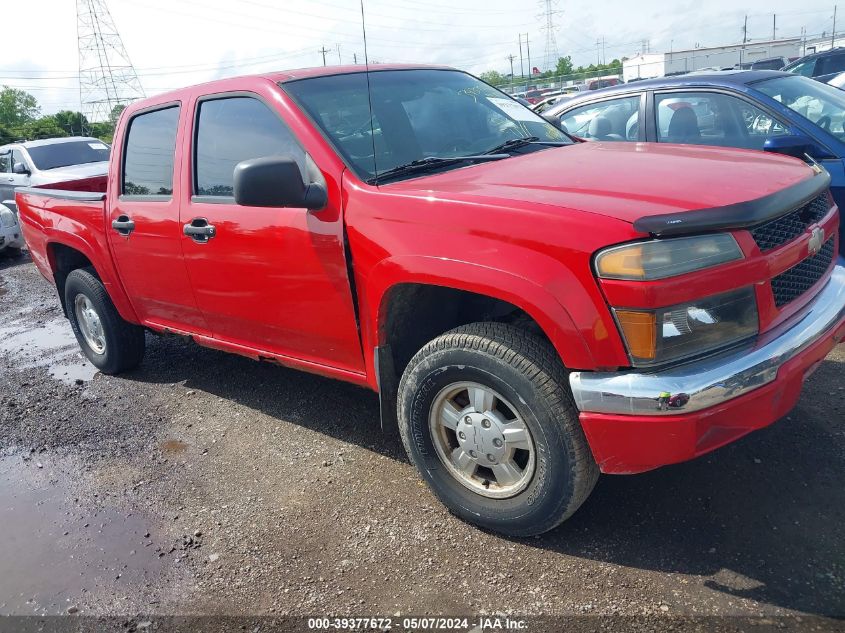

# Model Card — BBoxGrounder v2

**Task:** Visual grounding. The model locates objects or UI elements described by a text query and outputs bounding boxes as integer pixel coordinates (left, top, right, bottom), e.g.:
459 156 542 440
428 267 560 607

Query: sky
2 0 842 115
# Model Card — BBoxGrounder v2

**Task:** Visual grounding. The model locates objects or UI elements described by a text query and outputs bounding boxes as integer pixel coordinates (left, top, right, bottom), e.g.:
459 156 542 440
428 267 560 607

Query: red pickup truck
16 65 845 536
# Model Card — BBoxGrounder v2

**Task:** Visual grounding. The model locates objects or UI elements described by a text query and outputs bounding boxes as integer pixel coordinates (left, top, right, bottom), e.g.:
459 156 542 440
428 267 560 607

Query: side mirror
12 162 30 176
763 134 829 160
542 113 564 132
233 156 327 210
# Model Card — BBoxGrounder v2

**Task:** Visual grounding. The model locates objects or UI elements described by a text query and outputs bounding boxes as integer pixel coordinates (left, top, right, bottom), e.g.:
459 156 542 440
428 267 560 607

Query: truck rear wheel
64 267 145 375
397 322 599 536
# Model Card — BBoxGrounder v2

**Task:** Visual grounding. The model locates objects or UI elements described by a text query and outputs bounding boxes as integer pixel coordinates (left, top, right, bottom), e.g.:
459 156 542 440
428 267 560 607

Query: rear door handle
183 217 216 243
111 215 135 236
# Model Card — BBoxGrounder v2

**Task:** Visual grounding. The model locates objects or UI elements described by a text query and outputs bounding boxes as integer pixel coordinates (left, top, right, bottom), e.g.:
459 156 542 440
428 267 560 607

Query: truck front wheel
64 267 145 374
397 322 599 537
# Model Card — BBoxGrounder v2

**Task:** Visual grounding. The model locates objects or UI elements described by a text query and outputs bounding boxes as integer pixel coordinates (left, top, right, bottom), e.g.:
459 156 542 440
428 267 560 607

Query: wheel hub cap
74 294 106 355
429 381 536 499
455 413 507 465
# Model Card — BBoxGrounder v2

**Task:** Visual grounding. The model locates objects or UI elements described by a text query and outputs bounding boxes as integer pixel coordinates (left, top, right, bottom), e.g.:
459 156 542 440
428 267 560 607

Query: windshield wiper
371 154 509 184
483 136 569 155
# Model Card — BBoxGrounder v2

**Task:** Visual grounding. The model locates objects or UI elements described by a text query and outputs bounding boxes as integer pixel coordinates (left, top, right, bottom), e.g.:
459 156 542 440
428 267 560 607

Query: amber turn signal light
614 310 656 360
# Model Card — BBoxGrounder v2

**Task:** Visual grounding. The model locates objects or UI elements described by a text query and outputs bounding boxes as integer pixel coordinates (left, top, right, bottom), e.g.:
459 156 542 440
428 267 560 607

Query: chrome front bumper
569 263 845 416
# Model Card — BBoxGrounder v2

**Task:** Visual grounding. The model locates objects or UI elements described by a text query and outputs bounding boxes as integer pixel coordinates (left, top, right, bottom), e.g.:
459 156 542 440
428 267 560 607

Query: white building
623 38 805 81
622 53 666 82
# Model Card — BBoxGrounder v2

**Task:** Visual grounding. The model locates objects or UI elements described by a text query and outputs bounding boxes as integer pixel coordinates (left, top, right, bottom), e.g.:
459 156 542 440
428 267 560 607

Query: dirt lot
0 253 843 628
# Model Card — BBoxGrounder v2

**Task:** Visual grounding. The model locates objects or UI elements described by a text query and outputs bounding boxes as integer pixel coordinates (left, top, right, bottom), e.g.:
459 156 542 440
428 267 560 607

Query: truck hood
382 142 817 226
30 161 109 186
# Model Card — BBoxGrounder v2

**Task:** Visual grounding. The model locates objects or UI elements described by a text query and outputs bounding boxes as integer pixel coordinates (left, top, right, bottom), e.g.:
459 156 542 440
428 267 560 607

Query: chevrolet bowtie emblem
808 227 825 256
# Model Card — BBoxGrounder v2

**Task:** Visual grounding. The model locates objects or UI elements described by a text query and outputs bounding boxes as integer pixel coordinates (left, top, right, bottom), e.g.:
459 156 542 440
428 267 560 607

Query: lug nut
468 450 477 458
458 431 466 439
481 419 491 428
487 454 496 463
493 438 503 448
464 416 472 425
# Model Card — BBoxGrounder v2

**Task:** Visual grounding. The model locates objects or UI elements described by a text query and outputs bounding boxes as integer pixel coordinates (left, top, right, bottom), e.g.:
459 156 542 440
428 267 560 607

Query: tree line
479 56 624 88
0 86 124 146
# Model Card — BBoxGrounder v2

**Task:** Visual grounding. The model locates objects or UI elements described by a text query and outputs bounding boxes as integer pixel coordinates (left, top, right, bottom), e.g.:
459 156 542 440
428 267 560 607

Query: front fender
361 252 627 389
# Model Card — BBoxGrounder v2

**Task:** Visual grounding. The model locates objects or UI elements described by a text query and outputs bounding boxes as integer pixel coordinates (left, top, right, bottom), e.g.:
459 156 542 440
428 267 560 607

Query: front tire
398 322 599 537
64 267 145 374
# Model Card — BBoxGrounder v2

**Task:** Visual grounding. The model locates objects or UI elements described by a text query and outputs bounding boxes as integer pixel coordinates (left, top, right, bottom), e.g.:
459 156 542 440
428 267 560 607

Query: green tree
109 103 126 125
479 70 505 86
0 86 40 128
22 115 68 140
53 110 90 136
555 56 574 76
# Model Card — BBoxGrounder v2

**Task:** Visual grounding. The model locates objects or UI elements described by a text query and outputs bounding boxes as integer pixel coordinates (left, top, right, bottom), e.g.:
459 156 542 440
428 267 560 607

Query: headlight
613 287 759 366
595 234 742 280
0 207 15 228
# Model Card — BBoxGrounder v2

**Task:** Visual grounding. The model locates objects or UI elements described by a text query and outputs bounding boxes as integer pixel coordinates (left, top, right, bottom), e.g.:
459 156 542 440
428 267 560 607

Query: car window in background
656 91 787 149
195 97 306 197
784 58 817 77
11 150 28 172
756 74 845 140
559 95 640 141
122 106 180 196
26 140 110 171
0 152 11 173
817 53 845 76
285 69 567 182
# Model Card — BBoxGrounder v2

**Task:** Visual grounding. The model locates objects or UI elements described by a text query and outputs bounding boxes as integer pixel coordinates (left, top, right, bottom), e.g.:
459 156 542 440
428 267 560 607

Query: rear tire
398 322 599 537
64 267 145 374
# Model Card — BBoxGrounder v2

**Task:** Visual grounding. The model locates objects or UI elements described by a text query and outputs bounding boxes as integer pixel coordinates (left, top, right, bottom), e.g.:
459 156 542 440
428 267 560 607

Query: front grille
771 237 835 307
750 193 830 252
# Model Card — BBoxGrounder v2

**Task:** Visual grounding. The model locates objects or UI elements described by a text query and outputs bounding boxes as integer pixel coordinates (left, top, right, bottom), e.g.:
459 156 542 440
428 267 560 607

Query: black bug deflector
633 170 831 237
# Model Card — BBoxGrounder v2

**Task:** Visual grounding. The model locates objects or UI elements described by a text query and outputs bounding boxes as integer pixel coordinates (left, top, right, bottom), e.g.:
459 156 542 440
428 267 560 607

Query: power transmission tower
76 0 145 127
538 0 560 73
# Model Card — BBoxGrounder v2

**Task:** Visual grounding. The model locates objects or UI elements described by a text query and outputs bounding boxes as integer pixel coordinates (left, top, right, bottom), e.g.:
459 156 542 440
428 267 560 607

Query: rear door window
122 105 180 197
655 91 787 149
559 95 640 141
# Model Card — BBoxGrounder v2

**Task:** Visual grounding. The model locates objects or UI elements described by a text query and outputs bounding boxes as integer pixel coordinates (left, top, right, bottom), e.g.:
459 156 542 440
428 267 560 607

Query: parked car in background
750 56 789 71
532 92 572 113
0 137 110 213
543 70 845 255
587 77 620 90
14 64 845 536
783 48 845 82
826 71 845 91
0 202 24 256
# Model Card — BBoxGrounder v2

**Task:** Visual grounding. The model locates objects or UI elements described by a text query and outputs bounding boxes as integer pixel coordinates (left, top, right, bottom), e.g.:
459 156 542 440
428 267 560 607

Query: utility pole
598 39 602 65
319 46 330 66
507 54 516 88
336 43 342 64
741 15 748 66
524 33 532 79
353 53 358 64
518 34 525 80
773 14 776 40
833 5 838 48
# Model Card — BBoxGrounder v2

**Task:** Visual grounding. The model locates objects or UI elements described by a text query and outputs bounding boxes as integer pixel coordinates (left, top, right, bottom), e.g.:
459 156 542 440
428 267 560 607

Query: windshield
26 140 110 171
756 74 845 140
283 69 568 183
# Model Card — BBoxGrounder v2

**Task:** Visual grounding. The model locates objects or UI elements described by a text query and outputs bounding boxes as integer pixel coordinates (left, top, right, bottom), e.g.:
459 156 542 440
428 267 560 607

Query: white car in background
0 137 109 255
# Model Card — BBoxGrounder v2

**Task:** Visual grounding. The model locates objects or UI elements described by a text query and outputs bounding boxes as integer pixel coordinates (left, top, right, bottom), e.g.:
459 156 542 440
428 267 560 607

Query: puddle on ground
0 317 98 385
0 454 163 615
159 440 188 454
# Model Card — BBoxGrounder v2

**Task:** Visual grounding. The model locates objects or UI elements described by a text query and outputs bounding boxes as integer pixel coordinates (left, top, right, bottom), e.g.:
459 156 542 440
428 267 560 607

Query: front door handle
111 215 135 236
183 217 216 243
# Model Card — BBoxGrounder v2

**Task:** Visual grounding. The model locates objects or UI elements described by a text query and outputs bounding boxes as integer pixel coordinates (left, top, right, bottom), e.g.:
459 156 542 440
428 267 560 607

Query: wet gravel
1 252 844 624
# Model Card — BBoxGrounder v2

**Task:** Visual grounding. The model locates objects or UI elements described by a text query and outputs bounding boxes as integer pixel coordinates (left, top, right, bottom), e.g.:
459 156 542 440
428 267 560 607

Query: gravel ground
0 252 843 629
